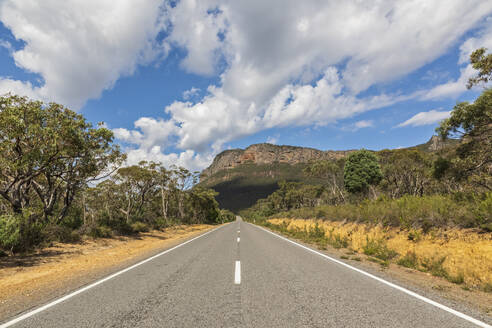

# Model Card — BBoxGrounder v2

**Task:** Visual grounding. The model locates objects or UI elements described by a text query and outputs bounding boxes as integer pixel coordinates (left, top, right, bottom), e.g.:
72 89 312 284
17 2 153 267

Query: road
1 218 490 328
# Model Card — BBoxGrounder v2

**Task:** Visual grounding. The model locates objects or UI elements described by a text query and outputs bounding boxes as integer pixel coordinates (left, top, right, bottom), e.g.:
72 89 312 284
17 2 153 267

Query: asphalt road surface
1 218 490 328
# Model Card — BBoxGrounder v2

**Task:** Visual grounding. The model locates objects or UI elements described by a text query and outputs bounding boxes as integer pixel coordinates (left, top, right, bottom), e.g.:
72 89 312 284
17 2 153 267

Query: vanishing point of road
1 217 490 328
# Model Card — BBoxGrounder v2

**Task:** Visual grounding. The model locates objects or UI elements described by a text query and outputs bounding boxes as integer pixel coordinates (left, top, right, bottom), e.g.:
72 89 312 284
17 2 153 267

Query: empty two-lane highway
2 218 490 328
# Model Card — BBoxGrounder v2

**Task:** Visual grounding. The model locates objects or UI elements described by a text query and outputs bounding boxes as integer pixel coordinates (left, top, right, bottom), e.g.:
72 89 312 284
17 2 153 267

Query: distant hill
199 136 458 212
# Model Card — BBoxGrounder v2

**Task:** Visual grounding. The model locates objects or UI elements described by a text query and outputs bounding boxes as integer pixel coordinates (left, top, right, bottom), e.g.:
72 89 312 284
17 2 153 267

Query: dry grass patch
267 218 492 291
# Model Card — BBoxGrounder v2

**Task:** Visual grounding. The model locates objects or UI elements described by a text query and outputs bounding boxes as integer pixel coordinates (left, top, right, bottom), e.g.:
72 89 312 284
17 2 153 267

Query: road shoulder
0 224 216 322
249 222 492 325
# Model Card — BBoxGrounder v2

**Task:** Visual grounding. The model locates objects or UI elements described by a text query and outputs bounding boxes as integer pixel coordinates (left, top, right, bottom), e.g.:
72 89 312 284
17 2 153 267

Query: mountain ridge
199 135 457 212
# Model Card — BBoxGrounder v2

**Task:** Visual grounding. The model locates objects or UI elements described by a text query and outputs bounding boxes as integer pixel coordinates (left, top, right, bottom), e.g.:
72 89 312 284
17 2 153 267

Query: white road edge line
0 224 226 328
252 224 491 328
235 261 241 284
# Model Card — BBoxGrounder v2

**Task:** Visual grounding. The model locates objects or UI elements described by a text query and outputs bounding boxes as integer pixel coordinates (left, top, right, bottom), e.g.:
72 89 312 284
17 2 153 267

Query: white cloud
2 1 492 170
182 87 200 100
0 0 167 109
164 0 226 76
124 147 213 173
341 120 374 132
397 110 451 127
354 120 374 129
113 117 177 151
421 18 492 100
266 135 279 144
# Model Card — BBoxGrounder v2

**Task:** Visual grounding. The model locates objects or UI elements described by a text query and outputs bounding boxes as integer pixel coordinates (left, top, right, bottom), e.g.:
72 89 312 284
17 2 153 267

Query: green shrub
421 256 448 277
43 225 80 243
269 193 489 230
362 237 398 261
0 214 21 252
131 221 149 233
447 272 465 284
88 225 113 238
397 251 418 269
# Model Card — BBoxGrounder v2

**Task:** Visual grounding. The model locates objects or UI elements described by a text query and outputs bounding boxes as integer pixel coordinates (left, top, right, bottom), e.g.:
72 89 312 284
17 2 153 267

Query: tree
343 150 383 197
157 166 171 223
437 88 492 190
379 149 432 198
0 94 123 223
171 166 199 222
467 48 492 89
115 161 159 224
304 159 345 203
188 187 221 224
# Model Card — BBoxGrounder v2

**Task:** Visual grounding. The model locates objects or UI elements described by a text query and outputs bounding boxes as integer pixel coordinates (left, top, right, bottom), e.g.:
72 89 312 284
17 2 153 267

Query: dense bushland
0 95 232 254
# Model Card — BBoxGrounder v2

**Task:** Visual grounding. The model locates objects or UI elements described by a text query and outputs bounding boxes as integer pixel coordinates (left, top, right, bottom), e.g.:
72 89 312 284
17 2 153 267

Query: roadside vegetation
0 95 234 255
264 218 492 292
242 48 492 292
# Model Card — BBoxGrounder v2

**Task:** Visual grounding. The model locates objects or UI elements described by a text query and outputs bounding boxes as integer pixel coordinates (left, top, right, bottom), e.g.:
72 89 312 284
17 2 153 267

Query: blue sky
0 1 491 170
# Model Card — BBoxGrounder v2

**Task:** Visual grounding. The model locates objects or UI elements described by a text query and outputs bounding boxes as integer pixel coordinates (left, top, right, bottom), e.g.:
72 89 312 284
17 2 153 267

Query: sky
1 0 492 171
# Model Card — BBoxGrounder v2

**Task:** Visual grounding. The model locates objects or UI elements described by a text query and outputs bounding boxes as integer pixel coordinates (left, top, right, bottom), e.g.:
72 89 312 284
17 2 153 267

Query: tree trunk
161 188 168 221
369 185 378 200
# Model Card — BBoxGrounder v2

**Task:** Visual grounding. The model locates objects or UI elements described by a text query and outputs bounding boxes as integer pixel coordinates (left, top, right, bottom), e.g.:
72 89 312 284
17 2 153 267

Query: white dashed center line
234 261 241 284
237 237 240 242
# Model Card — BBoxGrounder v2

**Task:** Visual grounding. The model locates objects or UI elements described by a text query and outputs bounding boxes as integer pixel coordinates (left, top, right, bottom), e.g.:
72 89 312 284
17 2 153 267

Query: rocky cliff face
201 143 353 178
426 135 447 151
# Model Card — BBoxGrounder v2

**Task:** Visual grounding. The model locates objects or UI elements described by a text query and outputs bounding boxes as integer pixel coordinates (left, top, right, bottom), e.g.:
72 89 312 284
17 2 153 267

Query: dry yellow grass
268 218 492 289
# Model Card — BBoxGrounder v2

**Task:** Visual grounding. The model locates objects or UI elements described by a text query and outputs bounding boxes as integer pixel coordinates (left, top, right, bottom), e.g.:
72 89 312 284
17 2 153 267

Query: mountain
199 136 458 212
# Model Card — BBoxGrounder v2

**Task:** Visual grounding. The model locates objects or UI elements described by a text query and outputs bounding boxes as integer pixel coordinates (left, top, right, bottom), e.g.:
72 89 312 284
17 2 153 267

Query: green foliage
421 256 448 278
263 193 489 230
200 162 321 212
437 88 492 190
0 95 228 254
304 159 346 204
432 157 451 180
131 221 149 233
379 149 432 198
0 215 21 252
467 47 492 89
87 225 113 238
0 94 124 223
362 237 398 261
0 212 43 252
344 150 383 194
397 251 418 269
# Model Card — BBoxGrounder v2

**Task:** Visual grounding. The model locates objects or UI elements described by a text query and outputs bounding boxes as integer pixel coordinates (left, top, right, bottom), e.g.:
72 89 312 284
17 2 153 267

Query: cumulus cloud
2 0 492 170
397 110 451 127
164 0 226 76
133 0 490 169
0 0 167 109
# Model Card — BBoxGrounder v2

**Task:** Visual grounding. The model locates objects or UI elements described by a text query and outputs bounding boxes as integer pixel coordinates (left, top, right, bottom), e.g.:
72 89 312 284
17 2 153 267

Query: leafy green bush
344 150 383 194
268 193 488 230
362 237 398 261
88 225 113 238
0 214 21 252
131 221 149 233
43 225 81 243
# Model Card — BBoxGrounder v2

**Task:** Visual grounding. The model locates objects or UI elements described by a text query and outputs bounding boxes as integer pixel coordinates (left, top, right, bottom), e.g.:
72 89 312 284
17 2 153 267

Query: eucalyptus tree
0 94 123 223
